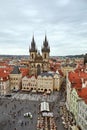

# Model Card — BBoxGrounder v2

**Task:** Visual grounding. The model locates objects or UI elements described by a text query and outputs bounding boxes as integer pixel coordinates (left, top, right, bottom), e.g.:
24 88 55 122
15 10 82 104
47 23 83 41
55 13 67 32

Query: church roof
11 66 21 74
39 71 58 77
35 52 43 61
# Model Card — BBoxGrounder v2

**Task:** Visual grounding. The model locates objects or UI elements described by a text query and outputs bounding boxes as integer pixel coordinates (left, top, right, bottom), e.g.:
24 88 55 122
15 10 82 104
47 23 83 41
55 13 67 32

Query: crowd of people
0 97 39 130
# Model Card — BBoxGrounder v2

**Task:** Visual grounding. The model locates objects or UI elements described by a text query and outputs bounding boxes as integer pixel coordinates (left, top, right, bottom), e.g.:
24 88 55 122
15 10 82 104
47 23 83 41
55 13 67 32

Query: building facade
29 35 50 76
37 72 53 92
22 71 62 92
78 99 87 130
9 66 22 91
66 72 72 110
70 88 80 121
61 64 76 77
22 75 37 91
0 71 10 95
66 63 87 130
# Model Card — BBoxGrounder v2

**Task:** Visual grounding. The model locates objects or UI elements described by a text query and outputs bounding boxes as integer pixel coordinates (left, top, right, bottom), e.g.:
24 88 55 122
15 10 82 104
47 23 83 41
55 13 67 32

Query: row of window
10 78 20 80
11 82 18 85
22 87 37 90
22 84 36 86
0 86 9 89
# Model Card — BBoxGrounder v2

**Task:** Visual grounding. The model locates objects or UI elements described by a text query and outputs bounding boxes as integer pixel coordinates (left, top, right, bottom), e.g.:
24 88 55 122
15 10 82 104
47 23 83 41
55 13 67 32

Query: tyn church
29 35 50 76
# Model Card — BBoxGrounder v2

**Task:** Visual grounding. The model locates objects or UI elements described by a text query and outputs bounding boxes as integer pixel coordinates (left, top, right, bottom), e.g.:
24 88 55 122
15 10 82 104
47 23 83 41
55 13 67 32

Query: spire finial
45 31 47 42
32 33 35 42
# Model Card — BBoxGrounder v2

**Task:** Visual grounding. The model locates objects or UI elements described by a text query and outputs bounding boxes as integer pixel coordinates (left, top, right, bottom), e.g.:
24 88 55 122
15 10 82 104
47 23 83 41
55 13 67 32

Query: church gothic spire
29 35 50 76
42 35 50 53
29 35 37 52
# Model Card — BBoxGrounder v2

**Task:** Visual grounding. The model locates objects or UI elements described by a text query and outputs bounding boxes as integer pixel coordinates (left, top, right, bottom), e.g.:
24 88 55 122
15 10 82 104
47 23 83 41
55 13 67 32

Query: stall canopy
40 101 50 112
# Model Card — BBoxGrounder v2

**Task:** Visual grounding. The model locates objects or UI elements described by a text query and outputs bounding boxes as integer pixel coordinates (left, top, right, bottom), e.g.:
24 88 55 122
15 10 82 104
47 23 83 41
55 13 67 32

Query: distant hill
0 54 84 59
65 54 84 58
0 55 29 59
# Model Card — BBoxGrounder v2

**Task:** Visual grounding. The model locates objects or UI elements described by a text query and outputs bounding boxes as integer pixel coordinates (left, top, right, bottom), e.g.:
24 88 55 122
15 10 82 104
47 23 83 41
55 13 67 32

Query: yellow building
22 75 37 91
22 71 62 93
61 64 76 77
37 72 62 92
37 72 53 92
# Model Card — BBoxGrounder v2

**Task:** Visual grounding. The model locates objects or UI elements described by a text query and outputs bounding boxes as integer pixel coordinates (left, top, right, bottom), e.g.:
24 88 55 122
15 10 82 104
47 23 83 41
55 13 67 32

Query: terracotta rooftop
77 87 87 104
68 70 87 104
0 70 9 82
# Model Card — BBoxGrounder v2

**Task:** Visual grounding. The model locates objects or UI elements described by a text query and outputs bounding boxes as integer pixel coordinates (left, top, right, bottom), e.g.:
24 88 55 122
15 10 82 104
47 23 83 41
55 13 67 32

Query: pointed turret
42 35 50 53
41 35 50 63
29 35 37 52
29 35 37 61
44 35 48 47
84 53 87 65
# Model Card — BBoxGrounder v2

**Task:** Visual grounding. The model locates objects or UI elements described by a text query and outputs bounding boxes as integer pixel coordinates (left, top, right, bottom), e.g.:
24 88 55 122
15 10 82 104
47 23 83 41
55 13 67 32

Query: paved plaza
0 91 67 130
11 91 58 102
0 97 39 130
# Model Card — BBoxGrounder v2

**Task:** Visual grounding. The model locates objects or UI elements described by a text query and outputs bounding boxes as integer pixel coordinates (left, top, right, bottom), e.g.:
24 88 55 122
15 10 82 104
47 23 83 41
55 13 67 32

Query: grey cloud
0 0 87 55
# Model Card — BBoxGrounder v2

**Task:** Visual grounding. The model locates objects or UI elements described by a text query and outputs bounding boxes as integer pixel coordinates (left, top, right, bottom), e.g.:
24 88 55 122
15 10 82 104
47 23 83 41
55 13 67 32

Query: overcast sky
0 0 87 56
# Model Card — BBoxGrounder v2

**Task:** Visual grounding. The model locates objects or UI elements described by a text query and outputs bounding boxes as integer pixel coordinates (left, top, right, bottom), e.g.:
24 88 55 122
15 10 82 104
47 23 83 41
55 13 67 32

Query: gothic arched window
32 54 33 59
44 53 46 59
37 64 41 75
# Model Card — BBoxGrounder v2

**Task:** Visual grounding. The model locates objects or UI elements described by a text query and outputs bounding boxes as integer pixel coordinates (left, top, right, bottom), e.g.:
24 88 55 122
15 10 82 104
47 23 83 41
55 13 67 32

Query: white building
0 71 10 95
66 72 72 110
77 87 87 130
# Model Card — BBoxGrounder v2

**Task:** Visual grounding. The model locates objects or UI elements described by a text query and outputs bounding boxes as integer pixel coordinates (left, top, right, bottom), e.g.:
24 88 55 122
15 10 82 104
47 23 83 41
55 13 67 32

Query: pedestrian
25 122 26 125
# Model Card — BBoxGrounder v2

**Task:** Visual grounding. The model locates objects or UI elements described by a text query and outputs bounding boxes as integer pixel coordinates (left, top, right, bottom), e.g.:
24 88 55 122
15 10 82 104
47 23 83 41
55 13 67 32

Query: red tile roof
0 70 9 81
20 68 29 77
58 69 64 76
68 70 87 104
68 71 87 87
78 87 87 98
77 87 87 104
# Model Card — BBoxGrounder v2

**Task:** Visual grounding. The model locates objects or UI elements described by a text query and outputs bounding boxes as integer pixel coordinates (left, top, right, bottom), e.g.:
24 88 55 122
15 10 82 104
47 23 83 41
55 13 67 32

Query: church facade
21 36 63 92
29 35 50 76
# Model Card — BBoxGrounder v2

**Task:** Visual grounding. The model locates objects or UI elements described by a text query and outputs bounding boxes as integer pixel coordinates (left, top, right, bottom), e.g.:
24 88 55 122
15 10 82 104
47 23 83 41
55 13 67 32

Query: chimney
81 78 85 88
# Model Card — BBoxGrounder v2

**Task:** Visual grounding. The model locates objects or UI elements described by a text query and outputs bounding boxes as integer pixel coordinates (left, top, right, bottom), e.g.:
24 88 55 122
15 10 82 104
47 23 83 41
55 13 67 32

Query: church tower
41 35 50 72
29 36 37 61
29 35 50 76
84 53 87 65
29 36 37 75
42 35 50 62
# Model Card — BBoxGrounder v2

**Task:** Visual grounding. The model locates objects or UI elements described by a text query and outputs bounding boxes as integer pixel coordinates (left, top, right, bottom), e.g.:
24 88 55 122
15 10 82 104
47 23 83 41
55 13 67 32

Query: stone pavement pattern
0 91 67 130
